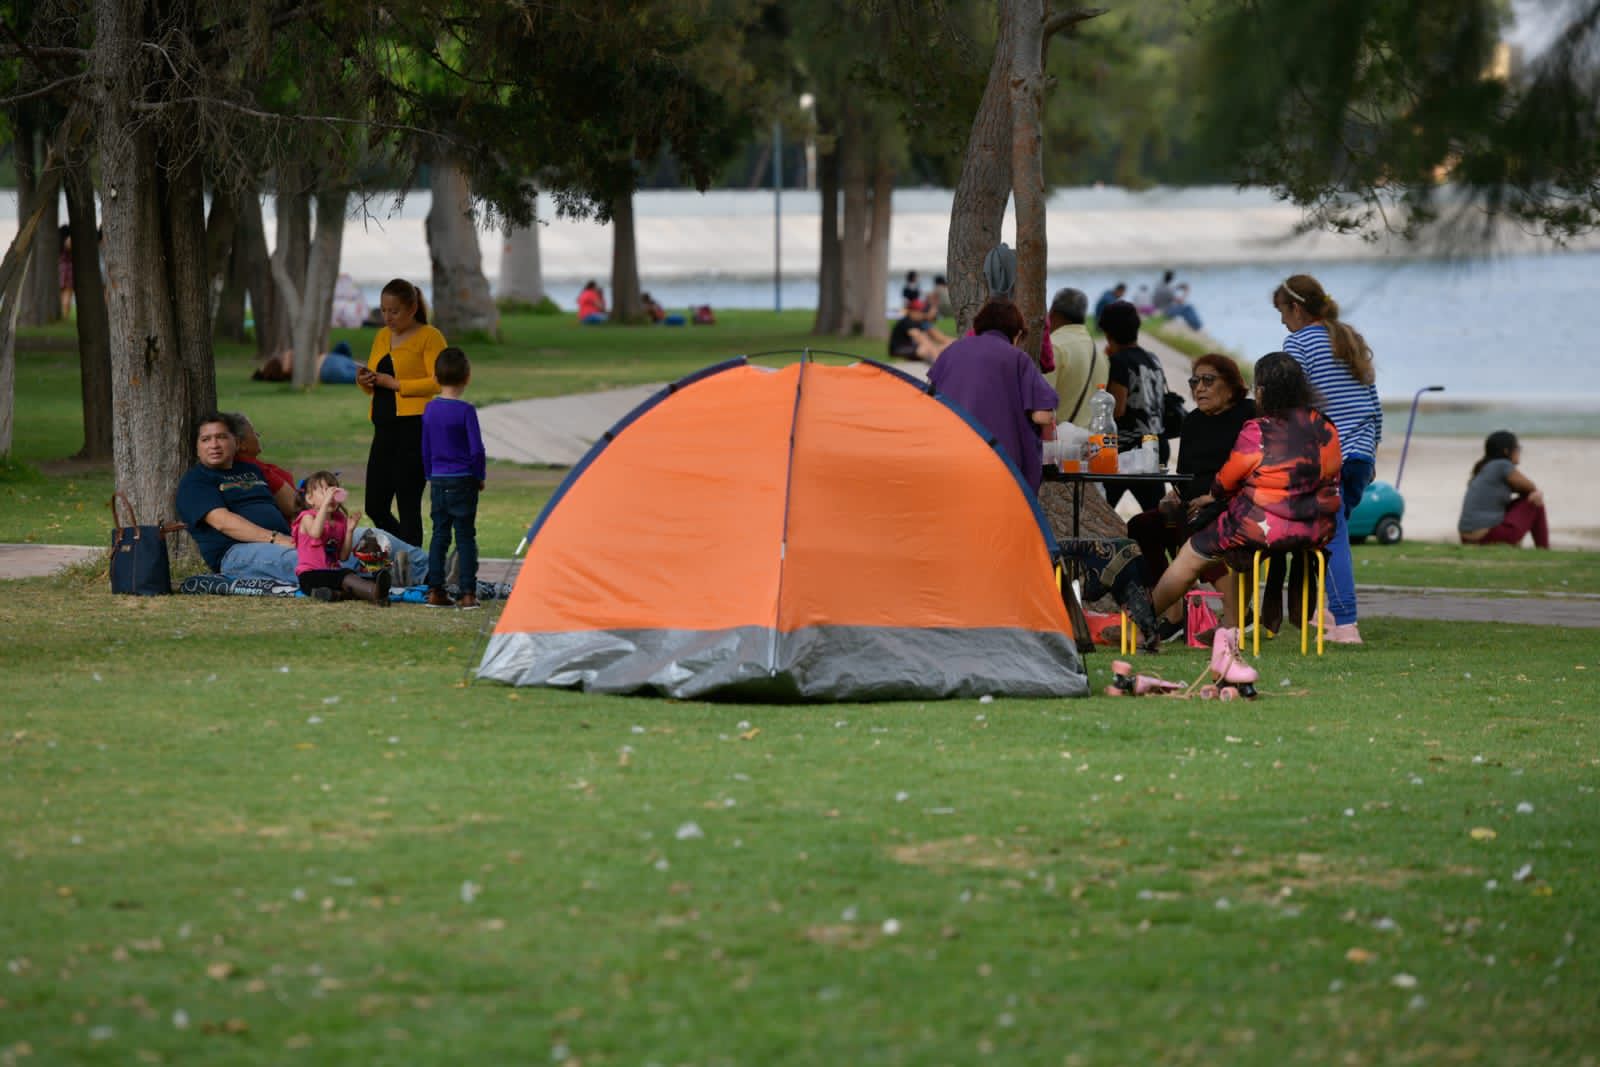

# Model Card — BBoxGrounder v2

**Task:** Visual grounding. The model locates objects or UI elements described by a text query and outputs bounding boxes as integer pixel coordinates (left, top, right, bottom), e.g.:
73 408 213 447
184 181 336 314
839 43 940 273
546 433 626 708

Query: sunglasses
1187 374 1220 388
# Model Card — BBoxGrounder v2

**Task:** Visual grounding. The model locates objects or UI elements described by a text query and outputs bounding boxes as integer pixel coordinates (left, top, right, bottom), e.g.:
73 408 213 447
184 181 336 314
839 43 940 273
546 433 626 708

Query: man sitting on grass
176 412 427 586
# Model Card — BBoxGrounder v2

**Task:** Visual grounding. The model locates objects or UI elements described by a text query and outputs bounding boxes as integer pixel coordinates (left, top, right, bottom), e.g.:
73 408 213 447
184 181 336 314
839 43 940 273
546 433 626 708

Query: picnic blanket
179 575 514 601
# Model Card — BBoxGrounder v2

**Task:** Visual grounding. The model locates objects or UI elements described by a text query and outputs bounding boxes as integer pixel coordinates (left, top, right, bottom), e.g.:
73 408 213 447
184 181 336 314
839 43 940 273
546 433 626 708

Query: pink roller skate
1104 660 1186 697
1208 627 1258 699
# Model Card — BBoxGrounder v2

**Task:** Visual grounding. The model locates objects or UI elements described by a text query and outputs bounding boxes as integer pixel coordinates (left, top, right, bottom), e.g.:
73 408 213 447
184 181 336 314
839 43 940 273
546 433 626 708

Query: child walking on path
295 471 391 605
423 347 486 609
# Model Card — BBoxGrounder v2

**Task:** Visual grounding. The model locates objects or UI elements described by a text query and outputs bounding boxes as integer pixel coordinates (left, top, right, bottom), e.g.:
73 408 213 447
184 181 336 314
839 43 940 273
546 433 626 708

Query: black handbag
109 492 179 596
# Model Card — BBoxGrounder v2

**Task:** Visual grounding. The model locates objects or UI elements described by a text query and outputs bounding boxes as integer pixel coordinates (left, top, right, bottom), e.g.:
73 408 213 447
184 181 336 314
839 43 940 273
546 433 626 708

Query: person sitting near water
926 275 950 319
1094 282 1126 323
576 280 608 324
641 292 667 323
177 412 428 586
1152 269 1204 331
1458 431 1550 549
889 300 932 360
1148 353 1341 634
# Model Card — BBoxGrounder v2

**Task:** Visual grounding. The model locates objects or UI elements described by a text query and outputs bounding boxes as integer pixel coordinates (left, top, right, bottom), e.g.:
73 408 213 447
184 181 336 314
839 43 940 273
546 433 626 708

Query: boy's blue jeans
428 477 479 594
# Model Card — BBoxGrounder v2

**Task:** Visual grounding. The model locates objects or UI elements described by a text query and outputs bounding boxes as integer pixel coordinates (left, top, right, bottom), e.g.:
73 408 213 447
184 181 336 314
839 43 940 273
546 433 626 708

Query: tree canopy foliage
1192 0 1600 240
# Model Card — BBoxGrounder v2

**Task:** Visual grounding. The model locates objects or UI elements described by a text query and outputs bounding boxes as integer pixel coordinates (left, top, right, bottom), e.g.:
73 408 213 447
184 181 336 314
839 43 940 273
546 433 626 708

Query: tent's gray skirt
476 625 1088 701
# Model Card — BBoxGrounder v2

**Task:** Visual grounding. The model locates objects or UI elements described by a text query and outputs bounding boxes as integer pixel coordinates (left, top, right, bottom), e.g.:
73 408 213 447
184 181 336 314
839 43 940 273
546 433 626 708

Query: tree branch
1043 7 1106 38
0 71 89 106
130 96 446 142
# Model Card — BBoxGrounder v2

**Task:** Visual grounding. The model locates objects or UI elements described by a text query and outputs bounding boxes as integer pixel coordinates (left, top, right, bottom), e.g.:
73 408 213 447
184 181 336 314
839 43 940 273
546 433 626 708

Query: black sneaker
1157 617 1185 643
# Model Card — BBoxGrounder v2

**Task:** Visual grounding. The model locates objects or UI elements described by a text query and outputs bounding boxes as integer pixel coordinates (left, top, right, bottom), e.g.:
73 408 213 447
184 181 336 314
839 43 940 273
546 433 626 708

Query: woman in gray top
1458 431 1549 548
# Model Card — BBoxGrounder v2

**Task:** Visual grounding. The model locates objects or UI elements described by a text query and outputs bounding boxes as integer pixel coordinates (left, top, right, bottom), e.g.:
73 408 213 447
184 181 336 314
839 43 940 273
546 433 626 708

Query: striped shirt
1283 323 1381 461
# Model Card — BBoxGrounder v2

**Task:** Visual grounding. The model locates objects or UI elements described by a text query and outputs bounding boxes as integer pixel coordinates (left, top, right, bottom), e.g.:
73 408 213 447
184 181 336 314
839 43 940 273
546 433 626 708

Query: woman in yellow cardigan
356 278 448 547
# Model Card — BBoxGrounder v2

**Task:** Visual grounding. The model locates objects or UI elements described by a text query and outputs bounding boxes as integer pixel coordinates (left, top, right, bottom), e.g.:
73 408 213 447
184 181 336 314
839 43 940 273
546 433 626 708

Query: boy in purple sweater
422 347 485 608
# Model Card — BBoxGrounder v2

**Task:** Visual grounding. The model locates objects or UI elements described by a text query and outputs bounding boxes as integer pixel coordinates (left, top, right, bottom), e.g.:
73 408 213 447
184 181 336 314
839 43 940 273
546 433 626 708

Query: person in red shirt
229 412 300 519
576 280 608 323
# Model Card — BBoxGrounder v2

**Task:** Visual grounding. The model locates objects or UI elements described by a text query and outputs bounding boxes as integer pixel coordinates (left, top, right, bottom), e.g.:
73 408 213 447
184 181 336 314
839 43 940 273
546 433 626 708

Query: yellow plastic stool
1237 549 1326 656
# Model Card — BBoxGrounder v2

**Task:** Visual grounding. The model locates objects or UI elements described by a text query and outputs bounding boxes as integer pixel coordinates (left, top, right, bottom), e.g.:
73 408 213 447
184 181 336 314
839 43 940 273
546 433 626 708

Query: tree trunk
65 154 113 461
272 189 346 388
1009 0 1048 365
947 2 1017 335
609 191 643 324
426 159 500 338
94 0 216 526
231 191 274 351
861 156 893 342
811 129 842 336
0 181 58 456
498 193 545 305
269 177 310 360
15 120 63 328
838 107 869 336
204 184 237 324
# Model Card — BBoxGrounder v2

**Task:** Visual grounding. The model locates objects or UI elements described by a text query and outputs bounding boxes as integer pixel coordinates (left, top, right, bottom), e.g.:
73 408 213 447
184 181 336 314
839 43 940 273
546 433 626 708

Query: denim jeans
428 477 479 594
218 528 427 585
1341 456 1376 519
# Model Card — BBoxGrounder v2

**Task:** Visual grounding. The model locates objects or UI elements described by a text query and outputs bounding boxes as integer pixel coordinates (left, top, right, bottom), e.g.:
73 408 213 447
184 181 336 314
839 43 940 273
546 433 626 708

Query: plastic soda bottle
1139 434 1160 475
1087 385 1118 474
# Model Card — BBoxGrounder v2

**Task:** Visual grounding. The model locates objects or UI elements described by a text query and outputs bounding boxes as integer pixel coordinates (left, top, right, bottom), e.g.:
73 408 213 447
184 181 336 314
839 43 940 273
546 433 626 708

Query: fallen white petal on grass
89 1026 115 1041
1516 801 1535 814
306 716 323 726
460 880 481 904
631 725 645 735
895 791 910 803
1372 917 1398 932
321 696 340 705
1390 973 1419 989
1485 879 1499 891
1513 863 1534 883
172 1010 189 1030
675 822 705 841
1472 755 1485 764
841 905 858 922
1409 775 1424 786
882 918 902 936
653 858 670 872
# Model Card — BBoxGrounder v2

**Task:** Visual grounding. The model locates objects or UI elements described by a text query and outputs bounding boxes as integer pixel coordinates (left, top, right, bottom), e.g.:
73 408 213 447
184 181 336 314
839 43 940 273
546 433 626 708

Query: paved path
8 543 1597 628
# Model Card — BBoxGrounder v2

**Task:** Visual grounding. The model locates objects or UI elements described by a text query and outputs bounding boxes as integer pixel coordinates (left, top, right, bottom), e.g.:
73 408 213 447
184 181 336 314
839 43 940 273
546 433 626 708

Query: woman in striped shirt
1270 274 1381 645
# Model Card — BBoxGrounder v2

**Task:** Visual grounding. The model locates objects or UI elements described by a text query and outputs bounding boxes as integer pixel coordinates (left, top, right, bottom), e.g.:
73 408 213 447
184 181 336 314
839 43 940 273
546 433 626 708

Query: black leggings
365 417 425 547
298 569 348 596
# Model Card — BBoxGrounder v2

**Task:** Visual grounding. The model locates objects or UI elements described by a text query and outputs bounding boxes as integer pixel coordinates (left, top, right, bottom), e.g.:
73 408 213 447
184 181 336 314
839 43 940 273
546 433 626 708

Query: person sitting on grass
229 411 300 520
577 280 608 324
1458 431 1550 549
294 471 390 606
177 412 429 586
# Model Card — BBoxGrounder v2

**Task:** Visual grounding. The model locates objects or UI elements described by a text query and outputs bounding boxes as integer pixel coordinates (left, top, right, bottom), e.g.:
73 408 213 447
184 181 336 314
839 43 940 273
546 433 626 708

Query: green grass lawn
8 311 1598 593
3 572 1598 1063
0 312 902 552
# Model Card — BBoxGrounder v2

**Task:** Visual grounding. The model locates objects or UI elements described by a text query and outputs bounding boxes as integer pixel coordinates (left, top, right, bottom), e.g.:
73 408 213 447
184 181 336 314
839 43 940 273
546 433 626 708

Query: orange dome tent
477 358 1088 700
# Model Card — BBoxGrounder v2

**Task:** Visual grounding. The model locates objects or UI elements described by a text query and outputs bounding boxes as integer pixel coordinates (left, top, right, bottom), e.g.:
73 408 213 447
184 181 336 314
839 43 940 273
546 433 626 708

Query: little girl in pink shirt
294 471 390 606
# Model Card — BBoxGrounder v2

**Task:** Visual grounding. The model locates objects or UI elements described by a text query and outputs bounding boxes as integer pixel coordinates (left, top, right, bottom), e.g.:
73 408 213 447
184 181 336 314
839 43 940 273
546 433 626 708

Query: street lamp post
773 120 782 314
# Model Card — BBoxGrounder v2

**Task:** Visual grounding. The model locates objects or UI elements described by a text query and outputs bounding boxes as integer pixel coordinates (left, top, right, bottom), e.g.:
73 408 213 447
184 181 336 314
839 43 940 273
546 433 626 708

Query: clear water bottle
1087 385 1118 474
1139 433 1159 474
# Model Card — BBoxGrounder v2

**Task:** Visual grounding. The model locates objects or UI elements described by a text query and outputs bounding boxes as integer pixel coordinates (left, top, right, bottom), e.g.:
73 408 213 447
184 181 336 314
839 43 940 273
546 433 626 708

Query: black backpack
1161 390 1186 440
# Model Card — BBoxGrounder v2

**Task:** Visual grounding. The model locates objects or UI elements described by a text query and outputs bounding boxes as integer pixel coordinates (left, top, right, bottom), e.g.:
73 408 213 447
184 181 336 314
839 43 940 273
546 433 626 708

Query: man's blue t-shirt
176 460 290 570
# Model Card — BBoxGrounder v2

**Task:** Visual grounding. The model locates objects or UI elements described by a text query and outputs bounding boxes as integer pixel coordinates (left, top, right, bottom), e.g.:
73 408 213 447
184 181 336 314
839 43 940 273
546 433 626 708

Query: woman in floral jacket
1150 352 1341 630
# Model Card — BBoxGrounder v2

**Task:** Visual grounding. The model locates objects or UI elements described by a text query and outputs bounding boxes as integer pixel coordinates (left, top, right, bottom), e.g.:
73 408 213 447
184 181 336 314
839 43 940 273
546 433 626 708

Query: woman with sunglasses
1126 354 1255 637
1268 274 1380 644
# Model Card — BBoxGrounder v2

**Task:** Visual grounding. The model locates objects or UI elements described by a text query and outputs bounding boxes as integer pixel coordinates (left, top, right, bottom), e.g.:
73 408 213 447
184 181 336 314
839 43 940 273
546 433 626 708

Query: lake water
524 253 1600 411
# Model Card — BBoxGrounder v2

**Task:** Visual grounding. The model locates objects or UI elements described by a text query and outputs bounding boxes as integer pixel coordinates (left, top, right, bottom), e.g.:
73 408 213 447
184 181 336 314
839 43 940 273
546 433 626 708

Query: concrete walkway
7 542 1597 628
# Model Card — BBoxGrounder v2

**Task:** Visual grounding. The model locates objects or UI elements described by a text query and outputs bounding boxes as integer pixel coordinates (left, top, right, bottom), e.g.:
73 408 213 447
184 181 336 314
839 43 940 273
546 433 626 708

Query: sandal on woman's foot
1325 622 1363 645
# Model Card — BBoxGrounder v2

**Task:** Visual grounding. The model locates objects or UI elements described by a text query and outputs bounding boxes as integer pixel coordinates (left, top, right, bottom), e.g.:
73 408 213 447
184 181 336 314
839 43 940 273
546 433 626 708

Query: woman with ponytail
1268 273 1380 645
1459 431 1549 548
356 278 448 547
